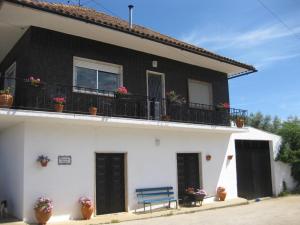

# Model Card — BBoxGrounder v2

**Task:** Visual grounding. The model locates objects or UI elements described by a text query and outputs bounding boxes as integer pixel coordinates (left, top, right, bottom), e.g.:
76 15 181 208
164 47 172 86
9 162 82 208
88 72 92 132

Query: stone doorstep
54 198 248 225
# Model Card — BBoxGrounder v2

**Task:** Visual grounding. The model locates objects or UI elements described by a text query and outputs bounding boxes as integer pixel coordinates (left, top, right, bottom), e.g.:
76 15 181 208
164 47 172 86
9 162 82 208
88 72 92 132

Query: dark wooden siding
1 26 229 105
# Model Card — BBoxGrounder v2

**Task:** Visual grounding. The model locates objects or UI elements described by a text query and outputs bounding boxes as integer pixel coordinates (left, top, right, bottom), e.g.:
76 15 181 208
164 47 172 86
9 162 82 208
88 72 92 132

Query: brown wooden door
177 153 200 201
96 153 125 215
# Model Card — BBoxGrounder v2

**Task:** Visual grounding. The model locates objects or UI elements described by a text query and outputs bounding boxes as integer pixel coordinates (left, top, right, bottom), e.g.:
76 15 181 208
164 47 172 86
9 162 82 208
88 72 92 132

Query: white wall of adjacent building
0 116 296 223
0 123 25 219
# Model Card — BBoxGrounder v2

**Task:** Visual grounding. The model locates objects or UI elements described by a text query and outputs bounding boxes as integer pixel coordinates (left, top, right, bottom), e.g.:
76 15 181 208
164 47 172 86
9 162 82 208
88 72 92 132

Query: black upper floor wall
0 26 230 105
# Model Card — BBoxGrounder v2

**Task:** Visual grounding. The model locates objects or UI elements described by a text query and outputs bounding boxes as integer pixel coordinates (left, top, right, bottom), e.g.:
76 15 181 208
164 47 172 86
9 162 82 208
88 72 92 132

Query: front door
96 153 125 215
177 153 201 202
147 71 165 119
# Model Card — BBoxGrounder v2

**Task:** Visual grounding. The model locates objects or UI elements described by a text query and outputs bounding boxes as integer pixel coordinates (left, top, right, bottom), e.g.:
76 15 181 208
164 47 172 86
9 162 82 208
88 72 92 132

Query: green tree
277 117 300 185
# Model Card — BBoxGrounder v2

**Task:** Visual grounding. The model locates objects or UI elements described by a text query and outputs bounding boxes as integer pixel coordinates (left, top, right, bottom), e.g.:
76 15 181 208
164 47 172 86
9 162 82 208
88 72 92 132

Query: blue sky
56 0 300 119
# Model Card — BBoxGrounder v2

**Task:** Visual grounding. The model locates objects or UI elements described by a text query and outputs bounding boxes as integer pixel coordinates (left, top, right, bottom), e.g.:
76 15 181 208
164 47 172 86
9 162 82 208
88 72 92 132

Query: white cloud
179 23 300 68
181 24 300 51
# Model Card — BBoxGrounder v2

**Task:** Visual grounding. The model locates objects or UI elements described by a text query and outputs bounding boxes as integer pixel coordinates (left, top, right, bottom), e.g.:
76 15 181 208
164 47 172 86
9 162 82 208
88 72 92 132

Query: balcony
1 78 247 127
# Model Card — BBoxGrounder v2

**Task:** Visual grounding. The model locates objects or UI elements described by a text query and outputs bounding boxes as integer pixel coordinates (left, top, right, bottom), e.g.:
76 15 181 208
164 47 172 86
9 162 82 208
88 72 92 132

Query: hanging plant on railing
165 90 186 104
115 86 128 99
215 102 230 111
53 97 66 112
25 76 42 87
0 87 13 108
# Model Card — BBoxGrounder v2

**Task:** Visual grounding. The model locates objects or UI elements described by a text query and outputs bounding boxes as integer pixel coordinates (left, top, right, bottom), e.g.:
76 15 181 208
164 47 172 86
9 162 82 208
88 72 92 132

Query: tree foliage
247 113 300 185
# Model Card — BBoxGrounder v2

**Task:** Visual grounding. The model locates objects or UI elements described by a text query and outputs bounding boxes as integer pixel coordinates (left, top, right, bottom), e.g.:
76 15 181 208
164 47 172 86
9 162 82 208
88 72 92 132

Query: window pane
75 67 97 90
98 71 119 92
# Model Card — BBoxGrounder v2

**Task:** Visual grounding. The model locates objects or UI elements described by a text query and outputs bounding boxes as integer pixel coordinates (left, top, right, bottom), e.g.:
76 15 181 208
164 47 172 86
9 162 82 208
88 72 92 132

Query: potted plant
115 86 128 99
78 197 93 220
215 102 230 111
217 186 227 201
235 116 245 128
34 197 53 225
88 106 97 115
206 154 212 161
53 97 65 112
165 90 186 105
37 155 50 167
25 76 42 87
161 115 171 121
0 87 13 108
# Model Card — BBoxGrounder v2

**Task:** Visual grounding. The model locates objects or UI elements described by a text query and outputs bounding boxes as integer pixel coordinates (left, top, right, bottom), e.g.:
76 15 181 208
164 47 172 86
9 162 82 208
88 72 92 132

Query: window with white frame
188 79 213 108
73 57 122 94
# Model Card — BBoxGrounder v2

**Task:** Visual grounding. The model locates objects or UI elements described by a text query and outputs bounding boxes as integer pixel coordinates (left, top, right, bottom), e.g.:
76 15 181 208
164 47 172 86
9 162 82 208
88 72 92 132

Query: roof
2 0 257 75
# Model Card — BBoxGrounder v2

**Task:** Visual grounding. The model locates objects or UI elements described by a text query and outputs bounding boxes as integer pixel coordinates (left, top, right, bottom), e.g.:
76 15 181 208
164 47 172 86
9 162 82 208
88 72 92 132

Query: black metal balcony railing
1 78 247 127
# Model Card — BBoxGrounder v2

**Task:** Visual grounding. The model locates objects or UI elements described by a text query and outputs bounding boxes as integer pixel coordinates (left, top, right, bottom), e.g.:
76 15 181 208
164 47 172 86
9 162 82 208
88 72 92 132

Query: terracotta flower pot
81 205 93 220
35 208 52 225
89 107 97 115
218 191 227 201
54 104 64 112
236 118 244 128
161 115 171 121
40 160 48 167
206 155 212 161
0 94 13 108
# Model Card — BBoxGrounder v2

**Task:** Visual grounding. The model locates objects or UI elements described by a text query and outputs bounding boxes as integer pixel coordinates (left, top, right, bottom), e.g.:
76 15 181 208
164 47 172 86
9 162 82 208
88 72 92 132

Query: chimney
128 5 134 29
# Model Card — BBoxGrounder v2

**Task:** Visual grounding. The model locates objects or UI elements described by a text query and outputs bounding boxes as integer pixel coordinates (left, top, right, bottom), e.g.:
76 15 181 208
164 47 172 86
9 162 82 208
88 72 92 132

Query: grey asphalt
122 196 300 225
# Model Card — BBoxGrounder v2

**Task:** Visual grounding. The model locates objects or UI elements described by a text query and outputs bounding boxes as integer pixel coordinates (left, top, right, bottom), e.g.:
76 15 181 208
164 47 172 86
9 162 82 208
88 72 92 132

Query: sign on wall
58 155 72 165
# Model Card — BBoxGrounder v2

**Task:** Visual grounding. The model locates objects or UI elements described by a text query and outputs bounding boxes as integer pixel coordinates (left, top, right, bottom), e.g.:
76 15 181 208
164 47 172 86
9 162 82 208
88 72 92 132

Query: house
0 0 296 223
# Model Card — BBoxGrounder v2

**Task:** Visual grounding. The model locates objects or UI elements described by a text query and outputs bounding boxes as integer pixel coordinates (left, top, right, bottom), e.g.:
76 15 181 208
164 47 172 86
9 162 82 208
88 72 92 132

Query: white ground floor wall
0 117 296 223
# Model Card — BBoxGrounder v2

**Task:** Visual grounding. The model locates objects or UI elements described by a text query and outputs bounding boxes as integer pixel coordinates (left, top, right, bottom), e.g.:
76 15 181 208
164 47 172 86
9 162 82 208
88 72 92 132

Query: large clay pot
89 107 97 115
54 104 64 112
0 94 13 108
35 208 52 225
236 118 244 128
81 205 93 220
218 191 227 201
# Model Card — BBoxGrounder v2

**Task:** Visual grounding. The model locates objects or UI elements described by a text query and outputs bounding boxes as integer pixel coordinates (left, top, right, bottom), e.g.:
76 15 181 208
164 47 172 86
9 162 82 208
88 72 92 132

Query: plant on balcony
215 102 230 111
235 116 245 128
165 90 186 104
88 105 97 115
115 86 128 99
53 97 65 112
78 196 93 220
0 87 13 108
25 76 41 87
37 155 50 167
34 197 53 225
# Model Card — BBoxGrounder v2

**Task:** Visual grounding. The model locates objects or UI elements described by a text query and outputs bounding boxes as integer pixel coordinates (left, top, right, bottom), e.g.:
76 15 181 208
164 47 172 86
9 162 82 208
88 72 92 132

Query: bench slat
138 197 176 204
136 187 173 192
137 192 174 197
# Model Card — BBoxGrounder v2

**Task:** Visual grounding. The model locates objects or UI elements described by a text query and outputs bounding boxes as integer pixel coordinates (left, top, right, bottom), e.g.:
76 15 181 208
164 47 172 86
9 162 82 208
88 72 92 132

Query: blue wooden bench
136 186 178 212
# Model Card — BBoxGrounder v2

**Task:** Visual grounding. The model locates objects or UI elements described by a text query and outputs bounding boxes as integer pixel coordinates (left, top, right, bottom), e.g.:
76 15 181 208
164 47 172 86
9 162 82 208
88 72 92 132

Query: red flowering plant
216 102 230 110
115 86 128 98
25 76 41 87
78 197 93 208
53 97 66 105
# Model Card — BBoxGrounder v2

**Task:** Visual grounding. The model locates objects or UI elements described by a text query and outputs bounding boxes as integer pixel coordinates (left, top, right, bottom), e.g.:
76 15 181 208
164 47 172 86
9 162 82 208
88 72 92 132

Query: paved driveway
122 196 300 225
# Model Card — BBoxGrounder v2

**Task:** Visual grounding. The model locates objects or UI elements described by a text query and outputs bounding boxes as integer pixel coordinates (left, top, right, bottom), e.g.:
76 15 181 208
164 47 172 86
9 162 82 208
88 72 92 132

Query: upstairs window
73 57 123 94
188 79 213 108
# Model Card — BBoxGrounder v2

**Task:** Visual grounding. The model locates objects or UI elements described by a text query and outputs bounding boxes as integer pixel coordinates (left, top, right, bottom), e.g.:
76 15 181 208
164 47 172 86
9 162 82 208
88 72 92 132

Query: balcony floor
0 108 248 134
